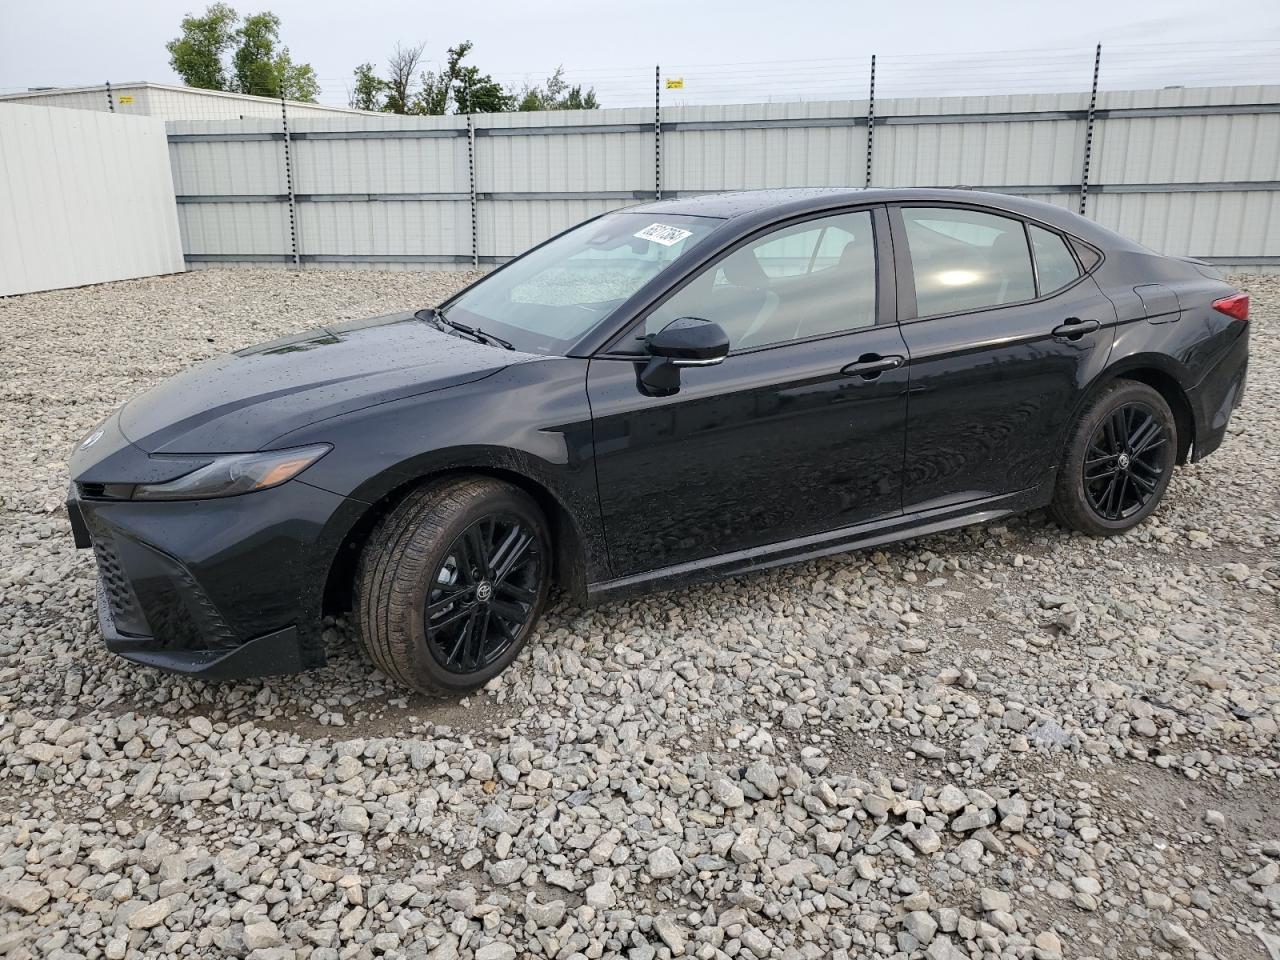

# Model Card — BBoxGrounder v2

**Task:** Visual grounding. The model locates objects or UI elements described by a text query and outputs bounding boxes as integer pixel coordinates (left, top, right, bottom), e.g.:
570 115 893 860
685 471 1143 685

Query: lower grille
83 510 243 651
92 535 146 635
144 563 240 651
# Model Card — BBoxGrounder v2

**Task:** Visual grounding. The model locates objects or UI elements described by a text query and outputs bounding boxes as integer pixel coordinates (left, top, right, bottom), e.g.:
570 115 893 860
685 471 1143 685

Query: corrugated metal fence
171 84 1280 274
1 104 185 296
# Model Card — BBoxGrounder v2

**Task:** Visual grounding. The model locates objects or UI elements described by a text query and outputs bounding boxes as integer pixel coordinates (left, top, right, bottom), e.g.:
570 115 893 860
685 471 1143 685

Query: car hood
119 311 534 454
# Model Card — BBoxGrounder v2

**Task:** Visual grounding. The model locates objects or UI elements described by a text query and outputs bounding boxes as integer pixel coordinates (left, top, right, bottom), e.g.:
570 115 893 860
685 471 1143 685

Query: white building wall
0 83 378 122
0 104 184 296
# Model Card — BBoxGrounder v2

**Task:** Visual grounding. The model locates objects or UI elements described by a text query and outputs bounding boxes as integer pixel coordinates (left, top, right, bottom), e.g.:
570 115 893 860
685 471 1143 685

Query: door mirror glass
646 316 730 366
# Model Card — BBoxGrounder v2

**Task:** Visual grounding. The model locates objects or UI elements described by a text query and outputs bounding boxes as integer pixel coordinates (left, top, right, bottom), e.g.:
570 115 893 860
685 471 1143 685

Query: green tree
272 53 319 102
233 12 278 96
413 58 453 115
232 11 318 101
166 4 318 101
560 84 599 110
166 2 238 90
350 63 385 111
515 88 543 112
366 42 593 114
409 42 510 115
454 65 512 113
415 42 470 115
515 67 599 111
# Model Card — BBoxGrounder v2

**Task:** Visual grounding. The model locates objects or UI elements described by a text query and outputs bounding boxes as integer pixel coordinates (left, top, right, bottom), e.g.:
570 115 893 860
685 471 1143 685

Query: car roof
628 187 876 219
626 187 1127 247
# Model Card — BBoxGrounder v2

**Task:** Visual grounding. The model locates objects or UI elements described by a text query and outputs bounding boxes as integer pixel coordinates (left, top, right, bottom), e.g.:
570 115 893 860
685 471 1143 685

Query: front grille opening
77 481 134 500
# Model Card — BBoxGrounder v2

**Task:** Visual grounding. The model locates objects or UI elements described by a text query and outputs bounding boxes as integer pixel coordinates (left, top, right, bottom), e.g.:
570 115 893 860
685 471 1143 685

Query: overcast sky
3 0 1277 106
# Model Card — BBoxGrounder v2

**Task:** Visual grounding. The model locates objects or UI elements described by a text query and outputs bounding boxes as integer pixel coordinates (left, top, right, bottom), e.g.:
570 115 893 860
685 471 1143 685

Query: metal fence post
1079 43 1102 216
468 114 479 270
280 95 300 269
654 65 662 200
865 55 876 188
105 81 115 113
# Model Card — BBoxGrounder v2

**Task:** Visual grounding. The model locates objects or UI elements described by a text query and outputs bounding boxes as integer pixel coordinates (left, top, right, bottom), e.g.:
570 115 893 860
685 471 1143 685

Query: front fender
272 358 610 586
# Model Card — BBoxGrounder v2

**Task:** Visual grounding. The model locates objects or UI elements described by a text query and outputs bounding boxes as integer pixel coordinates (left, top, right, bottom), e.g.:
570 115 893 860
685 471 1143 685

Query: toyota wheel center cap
476 582 493 602
1117 453 1131 469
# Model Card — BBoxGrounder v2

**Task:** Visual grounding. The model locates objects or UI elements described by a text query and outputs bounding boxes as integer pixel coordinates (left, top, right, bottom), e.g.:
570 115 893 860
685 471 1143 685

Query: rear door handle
1052 317 1101 339
841 354 905 379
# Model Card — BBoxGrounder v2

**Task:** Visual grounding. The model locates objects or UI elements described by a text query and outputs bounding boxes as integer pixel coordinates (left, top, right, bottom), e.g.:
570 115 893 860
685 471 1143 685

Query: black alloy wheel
1051 380 1178 536
1082 402 1169 521
356 477 551 695
425 515 541 672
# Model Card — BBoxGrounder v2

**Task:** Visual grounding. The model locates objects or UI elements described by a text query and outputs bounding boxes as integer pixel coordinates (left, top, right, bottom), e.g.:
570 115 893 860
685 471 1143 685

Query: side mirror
638 317 729 395
647 316 730 366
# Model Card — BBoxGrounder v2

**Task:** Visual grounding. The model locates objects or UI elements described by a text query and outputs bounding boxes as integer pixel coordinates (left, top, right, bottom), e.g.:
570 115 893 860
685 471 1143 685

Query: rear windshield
442 212 721 354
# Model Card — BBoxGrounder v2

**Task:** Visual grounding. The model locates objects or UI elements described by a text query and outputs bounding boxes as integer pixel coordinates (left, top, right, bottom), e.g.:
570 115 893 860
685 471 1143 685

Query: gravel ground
0 269 1278 960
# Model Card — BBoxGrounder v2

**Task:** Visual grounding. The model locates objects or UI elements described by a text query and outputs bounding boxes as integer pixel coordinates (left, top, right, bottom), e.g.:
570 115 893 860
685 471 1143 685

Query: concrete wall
0 104 185 296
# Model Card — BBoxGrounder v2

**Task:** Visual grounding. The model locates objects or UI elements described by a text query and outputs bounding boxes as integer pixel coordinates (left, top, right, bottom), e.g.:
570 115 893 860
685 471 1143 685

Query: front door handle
841 354 905 379
1052 317 1101 339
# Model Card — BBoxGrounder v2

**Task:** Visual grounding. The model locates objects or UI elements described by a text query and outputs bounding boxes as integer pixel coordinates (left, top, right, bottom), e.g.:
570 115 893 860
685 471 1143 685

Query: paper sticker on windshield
634 223 693 247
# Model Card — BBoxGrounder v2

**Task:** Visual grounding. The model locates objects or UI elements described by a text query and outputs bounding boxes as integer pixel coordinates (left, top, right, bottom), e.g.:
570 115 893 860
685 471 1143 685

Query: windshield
441 212 721 354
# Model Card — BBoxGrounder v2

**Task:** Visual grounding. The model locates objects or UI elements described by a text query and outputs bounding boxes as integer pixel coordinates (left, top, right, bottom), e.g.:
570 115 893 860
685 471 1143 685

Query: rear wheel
356 477 551 695
1051 381 1178 536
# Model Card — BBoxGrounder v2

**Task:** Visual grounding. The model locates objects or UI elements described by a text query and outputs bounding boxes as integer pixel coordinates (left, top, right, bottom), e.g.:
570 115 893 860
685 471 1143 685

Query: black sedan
68 188 1250 694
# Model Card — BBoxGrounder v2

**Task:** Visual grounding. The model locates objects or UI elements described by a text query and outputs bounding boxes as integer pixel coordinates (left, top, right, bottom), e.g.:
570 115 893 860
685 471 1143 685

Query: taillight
1212 293 1249 321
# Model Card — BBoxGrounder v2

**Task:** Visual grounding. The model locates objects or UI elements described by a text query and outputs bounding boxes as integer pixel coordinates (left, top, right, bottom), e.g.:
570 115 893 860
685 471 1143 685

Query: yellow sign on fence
665 78 684 90
117 95 134 105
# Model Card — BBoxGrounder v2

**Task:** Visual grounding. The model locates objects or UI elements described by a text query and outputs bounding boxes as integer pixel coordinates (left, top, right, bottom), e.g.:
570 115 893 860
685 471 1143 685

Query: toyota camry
67 188 1250 694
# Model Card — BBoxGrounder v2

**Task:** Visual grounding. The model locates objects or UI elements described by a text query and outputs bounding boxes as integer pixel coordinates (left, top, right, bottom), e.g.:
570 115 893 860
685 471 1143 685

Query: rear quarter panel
1100 250 1242 387
1094 250 1248 460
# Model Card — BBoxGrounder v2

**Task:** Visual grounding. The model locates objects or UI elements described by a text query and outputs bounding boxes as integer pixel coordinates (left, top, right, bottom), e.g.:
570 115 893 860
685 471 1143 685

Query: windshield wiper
415 307 514 350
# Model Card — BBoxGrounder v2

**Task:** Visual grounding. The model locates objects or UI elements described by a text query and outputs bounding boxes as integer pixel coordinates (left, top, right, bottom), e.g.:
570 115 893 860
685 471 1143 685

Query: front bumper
68 479 357 679
96 578 306 679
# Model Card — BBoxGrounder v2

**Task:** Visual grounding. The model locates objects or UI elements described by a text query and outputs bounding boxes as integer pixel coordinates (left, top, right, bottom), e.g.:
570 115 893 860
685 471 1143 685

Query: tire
355 477 551 695
1050 380 1178 536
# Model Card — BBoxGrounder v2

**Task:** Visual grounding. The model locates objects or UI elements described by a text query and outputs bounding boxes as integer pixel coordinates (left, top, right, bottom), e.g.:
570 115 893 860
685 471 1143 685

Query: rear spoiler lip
1171 255 1227 281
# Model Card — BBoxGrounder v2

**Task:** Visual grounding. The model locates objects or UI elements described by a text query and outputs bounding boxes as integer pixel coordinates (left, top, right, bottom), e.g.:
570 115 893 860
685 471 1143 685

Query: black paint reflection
589 326 910 577
899 284 1118 511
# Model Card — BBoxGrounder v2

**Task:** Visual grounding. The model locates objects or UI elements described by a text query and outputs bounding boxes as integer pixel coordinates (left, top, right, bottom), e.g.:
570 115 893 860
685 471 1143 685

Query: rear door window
902 207 1036 317
1029 224 1081 295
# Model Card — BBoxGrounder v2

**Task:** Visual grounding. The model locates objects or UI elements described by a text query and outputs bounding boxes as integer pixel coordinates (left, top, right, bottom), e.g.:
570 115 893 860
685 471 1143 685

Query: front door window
640 210 878 350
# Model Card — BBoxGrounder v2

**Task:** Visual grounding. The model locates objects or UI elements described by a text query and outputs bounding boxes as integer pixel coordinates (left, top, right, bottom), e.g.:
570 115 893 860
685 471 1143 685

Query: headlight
133 445 331 501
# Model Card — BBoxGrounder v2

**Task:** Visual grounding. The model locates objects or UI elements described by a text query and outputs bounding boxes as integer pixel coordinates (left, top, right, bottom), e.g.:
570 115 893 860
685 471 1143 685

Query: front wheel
1051 380 1178 536
356 477 551 695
